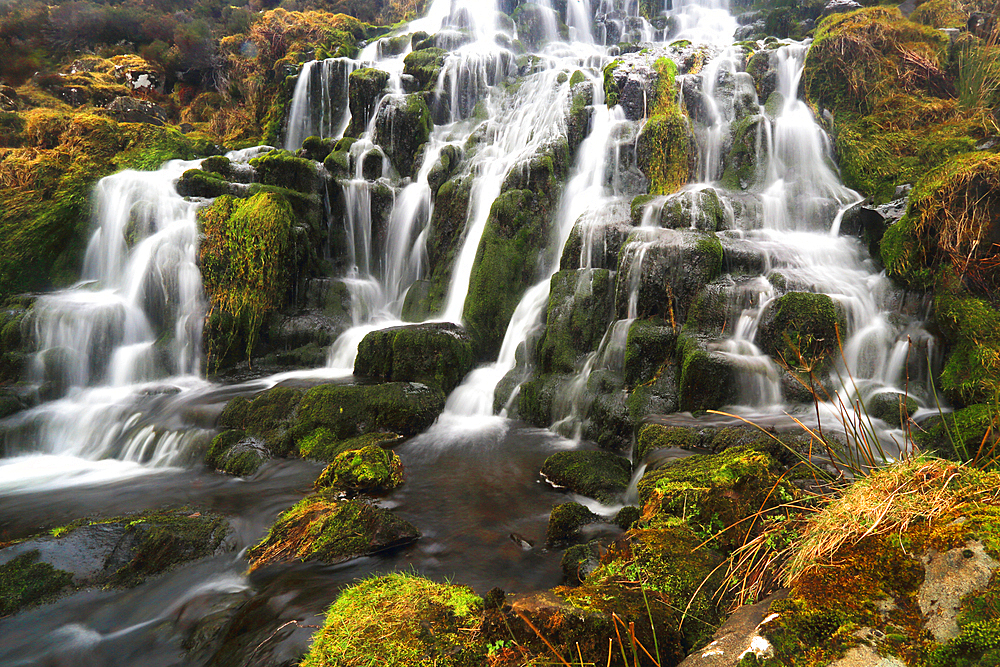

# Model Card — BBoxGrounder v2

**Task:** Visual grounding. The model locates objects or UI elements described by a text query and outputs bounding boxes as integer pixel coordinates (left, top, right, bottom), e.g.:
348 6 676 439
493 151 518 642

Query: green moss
541 450 632 504
635 57 689 195
301 573 484 667
314 444 404 495
247 494 420 571
218 386 303 456
176 168 231 198
248 150 318 192
636 444 791 550
677 334 738 412
293 381 445 443
602 59 622 107
756 292 844 371
109 513 231 588
354 323 476 393
623 319 677 389
298 428 402 461
205 429 269 476
910 0 966 28
537 269 616 374
346 67 390 137
0 550 73 616
546 501 600 545
636 423 700 459
916 404 999 461
402 48 445 90
934 294 1000 406
199 192 296 370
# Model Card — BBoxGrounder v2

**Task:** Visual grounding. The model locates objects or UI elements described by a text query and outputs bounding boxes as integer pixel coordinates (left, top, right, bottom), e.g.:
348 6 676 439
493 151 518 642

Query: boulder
106 97 168 125
373 93 432 178
205 431 269 476
346 67 390 137
354 322 476 393
536 269 616 374
545 501 602 545
247 494 419 571
314 444 404 495
755 291 845 370
540 450 632 504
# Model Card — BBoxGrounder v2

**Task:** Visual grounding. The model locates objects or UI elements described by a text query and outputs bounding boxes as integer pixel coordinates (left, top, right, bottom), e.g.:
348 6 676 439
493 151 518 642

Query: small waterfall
285 58 361 150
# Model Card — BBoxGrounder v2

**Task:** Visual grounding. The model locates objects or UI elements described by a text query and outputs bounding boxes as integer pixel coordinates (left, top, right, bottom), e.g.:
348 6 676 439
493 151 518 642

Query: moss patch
301 572 484 667
541 450 632 504
0 550 73 616
314 444 404 496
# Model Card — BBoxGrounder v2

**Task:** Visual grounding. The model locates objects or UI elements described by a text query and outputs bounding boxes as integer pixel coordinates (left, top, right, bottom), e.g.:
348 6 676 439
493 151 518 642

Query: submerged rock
247 494 419 571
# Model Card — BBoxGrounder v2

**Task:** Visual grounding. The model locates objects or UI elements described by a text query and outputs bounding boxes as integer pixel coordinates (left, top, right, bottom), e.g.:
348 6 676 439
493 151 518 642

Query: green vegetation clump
635 57 689 195
314 444 404 495
804 7 994 203
300 573 484 667
248 150 318 192
247 493 419 572
933 292 1000 406
0 550 73 616
198 192 296 369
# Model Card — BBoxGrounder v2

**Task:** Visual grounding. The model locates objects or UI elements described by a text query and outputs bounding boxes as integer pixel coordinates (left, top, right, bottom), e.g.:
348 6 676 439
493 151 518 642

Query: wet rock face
354 322 476 393
346 67 390 137
106 97 168 125
537 269 616 374
373 93 432 178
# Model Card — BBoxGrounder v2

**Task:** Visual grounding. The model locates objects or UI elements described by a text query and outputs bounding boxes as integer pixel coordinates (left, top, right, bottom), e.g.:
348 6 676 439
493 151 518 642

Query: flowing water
0 0 939 662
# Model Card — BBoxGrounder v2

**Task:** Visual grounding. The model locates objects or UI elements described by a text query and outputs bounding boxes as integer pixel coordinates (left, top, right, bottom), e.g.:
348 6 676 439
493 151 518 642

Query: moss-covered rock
247 494 419 571
0 550 73 616
932 293 1000 407
755 291 845 372
248 150 319 193
217 385 303 457
299 429 402 462
636 422 701 459
634 57 690 195
354 322 476 393
623 319 677 390
677 334 739 412
293 381 446 443
636 444 791 550
373 93 432 178
546 501 602 546
541 450 632 504
346 67 390 137
402 48 446 91
199 192 297 371
868 391 919 428
656 187 728 231
314 444 404 495
560 541 602 585
916 404 999 461
300 573 484 667
205 430 269 476
537 269 616 374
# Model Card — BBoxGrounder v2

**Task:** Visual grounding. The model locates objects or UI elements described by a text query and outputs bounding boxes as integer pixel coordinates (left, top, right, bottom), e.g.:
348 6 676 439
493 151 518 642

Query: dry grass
782 458 1000 585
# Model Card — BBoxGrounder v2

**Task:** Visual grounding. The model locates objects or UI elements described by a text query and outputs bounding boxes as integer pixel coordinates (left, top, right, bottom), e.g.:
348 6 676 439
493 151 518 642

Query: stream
0 0 939 663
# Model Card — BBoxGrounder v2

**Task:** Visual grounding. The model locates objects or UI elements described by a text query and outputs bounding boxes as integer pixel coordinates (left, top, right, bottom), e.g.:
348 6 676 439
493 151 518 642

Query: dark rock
823 0 863 17
205 431 268 476
755 292 845 370
656 188 729 232
561 541 602 585
347 67 390 137
373 93 433 178
541 450 632 504
868 391 918 427
624 319 677 389
537 269 616 374
545 501 601 545
677 334 739 412
106 97 168 126
354 322 476 393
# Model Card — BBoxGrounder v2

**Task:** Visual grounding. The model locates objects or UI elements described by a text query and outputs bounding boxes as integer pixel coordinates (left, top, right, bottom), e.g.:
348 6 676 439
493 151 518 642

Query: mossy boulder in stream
546 501 602 546
205 431 269 476
314 444 404 496
755 291 844 372
248 150 320 193
300 572 484 667
247 493 419 572
0 510 233 611
623 318 678 389
373 93 432 178
216 385 303 457
402 47 446 91
677 334 738 412
354 322 475 393
541 450 632 504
